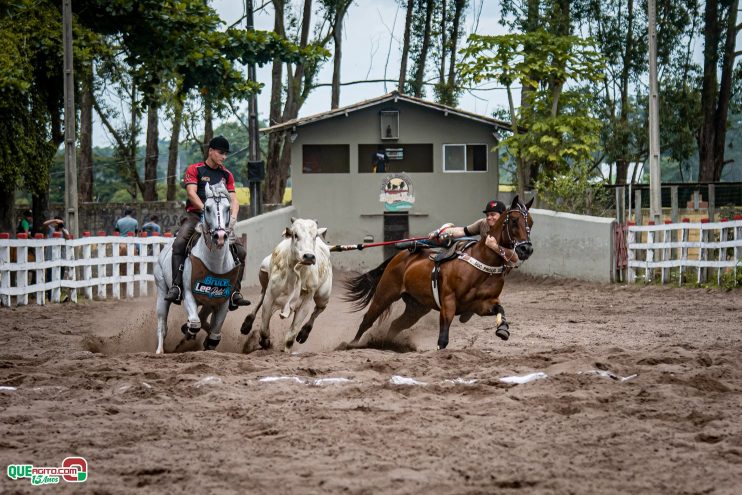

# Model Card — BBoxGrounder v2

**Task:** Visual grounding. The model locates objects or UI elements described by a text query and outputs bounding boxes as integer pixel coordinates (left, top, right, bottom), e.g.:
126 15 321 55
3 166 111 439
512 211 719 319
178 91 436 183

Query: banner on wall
379 173 415 212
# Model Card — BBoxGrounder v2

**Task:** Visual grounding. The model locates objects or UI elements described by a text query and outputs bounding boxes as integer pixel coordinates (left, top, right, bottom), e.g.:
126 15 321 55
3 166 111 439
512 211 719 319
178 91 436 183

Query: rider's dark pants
171 212 246 288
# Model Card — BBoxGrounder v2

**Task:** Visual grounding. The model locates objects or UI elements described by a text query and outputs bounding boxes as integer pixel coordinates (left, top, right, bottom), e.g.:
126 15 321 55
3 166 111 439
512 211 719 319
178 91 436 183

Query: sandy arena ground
1 272 741 494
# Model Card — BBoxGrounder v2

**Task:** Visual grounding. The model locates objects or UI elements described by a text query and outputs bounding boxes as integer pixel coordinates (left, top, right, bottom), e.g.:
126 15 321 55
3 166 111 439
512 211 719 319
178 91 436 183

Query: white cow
240 218 332 352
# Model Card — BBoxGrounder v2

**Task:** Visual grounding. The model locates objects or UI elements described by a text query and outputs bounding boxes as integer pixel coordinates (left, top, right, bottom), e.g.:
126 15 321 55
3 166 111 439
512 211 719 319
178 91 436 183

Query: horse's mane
214 181 230 196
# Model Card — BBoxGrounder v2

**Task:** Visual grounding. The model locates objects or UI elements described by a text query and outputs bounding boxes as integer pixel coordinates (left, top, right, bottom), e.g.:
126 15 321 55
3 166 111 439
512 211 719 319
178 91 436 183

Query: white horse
240 218 332 353
154 182 238 354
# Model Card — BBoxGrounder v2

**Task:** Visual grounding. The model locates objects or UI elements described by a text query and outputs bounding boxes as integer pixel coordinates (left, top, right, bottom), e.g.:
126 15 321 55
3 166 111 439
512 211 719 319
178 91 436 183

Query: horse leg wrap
181 322 199 340
495 316 509 341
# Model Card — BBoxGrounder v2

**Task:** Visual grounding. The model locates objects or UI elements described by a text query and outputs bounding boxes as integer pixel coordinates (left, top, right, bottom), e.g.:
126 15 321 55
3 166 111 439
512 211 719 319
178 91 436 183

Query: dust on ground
1 272 741 494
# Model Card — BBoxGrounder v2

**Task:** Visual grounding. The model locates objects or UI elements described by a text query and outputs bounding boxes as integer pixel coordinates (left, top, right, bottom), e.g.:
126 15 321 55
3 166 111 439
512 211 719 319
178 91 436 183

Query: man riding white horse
164 135 250 310
154 182 243 353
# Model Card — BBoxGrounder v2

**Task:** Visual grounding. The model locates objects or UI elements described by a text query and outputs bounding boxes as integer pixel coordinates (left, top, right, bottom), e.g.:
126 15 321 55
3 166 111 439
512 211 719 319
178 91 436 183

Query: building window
302 144 350 173
443 144 488 172
358 144 433 173
380 110 399 140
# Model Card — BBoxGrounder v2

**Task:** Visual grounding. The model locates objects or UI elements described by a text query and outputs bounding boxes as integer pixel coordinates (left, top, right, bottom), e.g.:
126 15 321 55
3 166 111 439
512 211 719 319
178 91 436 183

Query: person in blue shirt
115 208 139 236
141 215 162 236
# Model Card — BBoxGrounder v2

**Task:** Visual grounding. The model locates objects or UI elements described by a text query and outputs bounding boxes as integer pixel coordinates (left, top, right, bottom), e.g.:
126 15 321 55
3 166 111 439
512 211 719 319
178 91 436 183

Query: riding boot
229 264 250 311
165 253 185 304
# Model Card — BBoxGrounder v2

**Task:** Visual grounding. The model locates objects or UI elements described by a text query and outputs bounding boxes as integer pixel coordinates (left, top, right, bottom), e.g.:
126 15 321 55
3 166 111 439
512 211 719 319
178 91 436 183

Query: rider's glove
428 223 454 240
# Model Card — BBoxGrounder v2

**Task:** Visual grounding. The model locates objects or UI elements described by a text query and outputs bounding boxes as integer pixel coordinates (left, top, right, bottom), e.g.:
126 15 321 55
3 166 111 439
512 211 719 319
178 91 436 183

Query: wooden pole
648 0 662 225
62 0 79 237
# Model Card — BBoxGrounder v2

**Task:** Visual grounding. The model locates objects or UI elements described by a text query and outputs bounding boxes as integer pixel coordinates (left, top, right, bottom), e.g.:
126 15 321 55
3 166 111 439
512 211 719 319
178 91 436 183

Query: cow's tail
342 256 395 312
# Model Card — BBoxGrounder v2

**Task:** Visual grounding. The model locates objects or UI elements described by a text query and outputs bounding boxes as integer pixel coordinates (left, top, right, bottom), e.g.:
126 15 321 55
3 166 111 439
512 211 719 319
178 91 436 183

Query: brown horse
343 196 534 350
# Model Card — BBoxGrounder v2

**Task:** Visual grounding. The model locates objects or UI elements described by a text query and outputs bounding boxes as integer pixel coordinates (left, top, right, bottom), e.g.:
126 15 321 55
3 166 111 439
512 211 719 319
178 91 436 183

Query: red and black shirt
183 162 236 213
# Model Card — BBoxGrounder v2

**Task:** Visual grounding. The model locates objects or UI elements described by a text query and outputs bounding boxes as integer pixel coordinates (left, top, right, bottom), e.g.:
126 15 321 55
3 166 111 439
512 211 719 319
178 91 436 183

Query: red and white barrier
0 233 173 307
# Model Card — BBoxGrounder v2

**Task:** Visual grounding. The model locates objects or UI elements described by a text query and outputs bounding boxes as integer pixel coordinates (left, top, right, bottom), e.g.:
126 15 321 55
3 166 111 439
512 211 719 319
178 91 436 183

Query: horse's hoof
259 337 272 350
296 324 312 343
240 315 255 335
279 310 290 319
437 341 448 350
203 338 220 350
495 327 510 341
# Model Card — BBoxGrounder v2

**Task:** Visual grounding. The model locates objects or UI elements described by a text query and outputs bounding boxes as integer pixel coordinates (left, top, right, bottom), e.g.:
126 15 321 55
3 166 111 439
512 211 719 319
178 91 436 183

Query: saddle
189 255 241 307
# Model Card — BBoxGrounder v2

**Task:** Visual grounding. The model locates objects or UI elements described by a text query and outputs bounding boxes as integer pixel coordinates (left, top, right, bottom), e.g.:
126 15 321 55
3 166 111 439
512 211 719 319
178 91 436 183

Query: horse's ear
283 227 292 238
290 217 296 224
511 195 520 209
205 183 213 198
313 219 319 227
525 196 534 210
195 223 203 234
317 227 327 239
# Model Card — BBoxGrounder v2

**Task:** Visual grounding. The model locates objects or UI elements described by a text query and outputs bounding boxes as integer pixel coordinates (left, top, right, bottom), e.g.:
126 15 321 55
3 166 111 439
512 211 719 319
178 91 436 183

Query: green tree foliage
459 31 605 202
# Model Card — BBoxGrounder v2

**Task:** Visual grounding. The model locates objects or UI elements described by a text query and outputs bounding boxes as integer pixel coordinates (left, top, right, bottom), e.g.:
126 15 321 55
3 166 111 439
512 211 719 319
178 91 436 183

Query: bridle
202 192 232 250
502 203 532 254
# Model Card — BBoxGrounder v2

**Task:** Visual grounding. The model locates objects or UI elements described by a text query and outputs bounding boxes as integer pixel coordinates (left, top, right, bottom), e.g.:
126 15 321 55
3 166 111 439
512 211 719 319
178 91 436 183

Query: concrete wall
233 205 297 287
518 208 616 283
290 100 503 272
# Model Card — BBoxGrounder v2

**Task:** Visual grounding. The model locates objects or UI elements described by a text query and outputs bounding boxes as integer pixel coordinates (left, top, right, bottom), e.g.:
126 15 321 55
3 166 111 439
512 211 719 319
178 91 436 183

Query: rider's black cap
483 200 506 214
208 135 230 153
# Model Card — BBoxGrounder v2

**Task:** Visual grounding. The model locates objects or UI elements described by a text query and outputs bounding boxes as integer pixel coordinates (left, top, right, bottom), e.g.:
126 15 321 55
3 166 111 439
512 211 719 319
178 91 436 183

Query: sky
94 0 505 146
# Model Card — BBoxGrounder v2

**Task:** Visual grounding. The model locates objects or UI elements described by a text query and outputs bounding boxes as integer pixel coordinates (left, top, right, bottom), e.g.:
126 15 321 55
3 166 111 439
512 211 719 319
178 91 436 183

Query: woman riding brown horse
344 196 534 350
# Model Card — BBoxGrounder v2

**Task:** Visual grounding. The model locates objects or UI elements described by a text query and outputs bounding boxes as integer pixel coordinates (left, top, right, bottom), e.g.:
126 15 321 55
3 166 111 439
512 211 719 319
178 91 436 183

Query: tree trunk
711 0 738 181
445 0 464 90
330 2 350 109
203 98 213 161
265 0 314 204
265 0 287 205
0 186 14 233
615 0 635 185
520 0 540 188
167 95 183 201
439 0 447 86
398 0 414 93
79 65 94 202
143 102 158 201
412 0 435 97
698 0 720 182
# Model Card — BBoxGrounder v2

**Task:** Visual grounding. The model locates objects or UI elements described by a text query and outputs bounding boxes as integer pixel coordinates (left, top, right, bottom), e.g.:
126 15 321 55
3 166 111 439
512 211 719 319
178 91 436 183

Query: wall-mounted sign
386 148 403 160
379 172 415 212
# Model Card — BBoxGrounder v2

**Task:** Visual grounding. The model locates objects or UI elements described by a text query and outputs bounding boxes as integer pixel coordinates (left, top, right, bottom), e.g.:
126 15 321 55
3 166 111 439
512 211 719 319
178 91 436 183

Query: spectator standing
141 215 162 236
115 208 139 236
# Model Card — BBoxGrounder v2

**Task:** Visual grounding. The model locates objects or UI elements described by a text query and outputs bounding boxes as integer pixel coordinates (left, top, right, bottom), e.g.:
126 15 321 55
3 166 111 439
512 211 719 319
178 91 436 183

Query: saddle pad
189 255 241 306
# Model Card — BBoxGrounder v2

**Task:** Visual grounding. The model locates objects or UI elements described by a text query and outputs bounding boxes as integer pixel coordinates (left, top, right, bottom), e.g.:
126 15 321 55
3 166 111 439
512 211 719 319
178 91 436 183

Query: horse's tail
342 255 396 312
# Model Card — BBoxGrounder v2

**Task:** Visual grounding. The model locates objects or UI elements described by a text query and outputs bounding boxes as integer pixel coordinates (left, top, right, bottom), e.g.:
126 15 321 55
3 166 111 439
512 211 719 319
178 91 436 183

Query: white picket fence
627 218 742 286
0 235 173 307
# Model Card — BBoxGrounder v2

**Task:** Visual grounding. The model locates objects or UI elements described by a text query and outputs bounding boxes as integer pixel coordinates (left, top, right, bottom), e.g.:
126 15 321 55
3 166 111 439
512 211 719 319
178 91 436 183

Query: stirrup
164 285 182 304
229 292 251 311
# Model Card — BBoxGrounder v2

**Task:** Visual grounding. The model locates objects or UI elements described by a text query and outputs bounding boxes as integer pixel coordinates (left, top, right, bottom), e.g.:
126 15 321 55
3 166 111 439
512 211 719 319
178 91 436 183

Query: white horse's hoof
188 319 201 329
279 310 290 319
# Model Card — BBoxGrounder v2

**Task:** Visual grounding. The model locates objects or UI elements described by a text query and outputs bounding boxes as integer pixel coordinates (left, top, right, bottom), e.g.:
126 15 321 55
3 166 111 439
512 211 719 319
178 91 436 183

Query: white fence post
17 236 29 306
138 233 148 297
34 237 45 305
97 232 108 300
645 225 655 282
0 233 10 307
65 236 77 303
679 219 689 286
51 235 62 303
82 232 93 301
627 224 636 283
698 221 708 284
126 235 135 299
